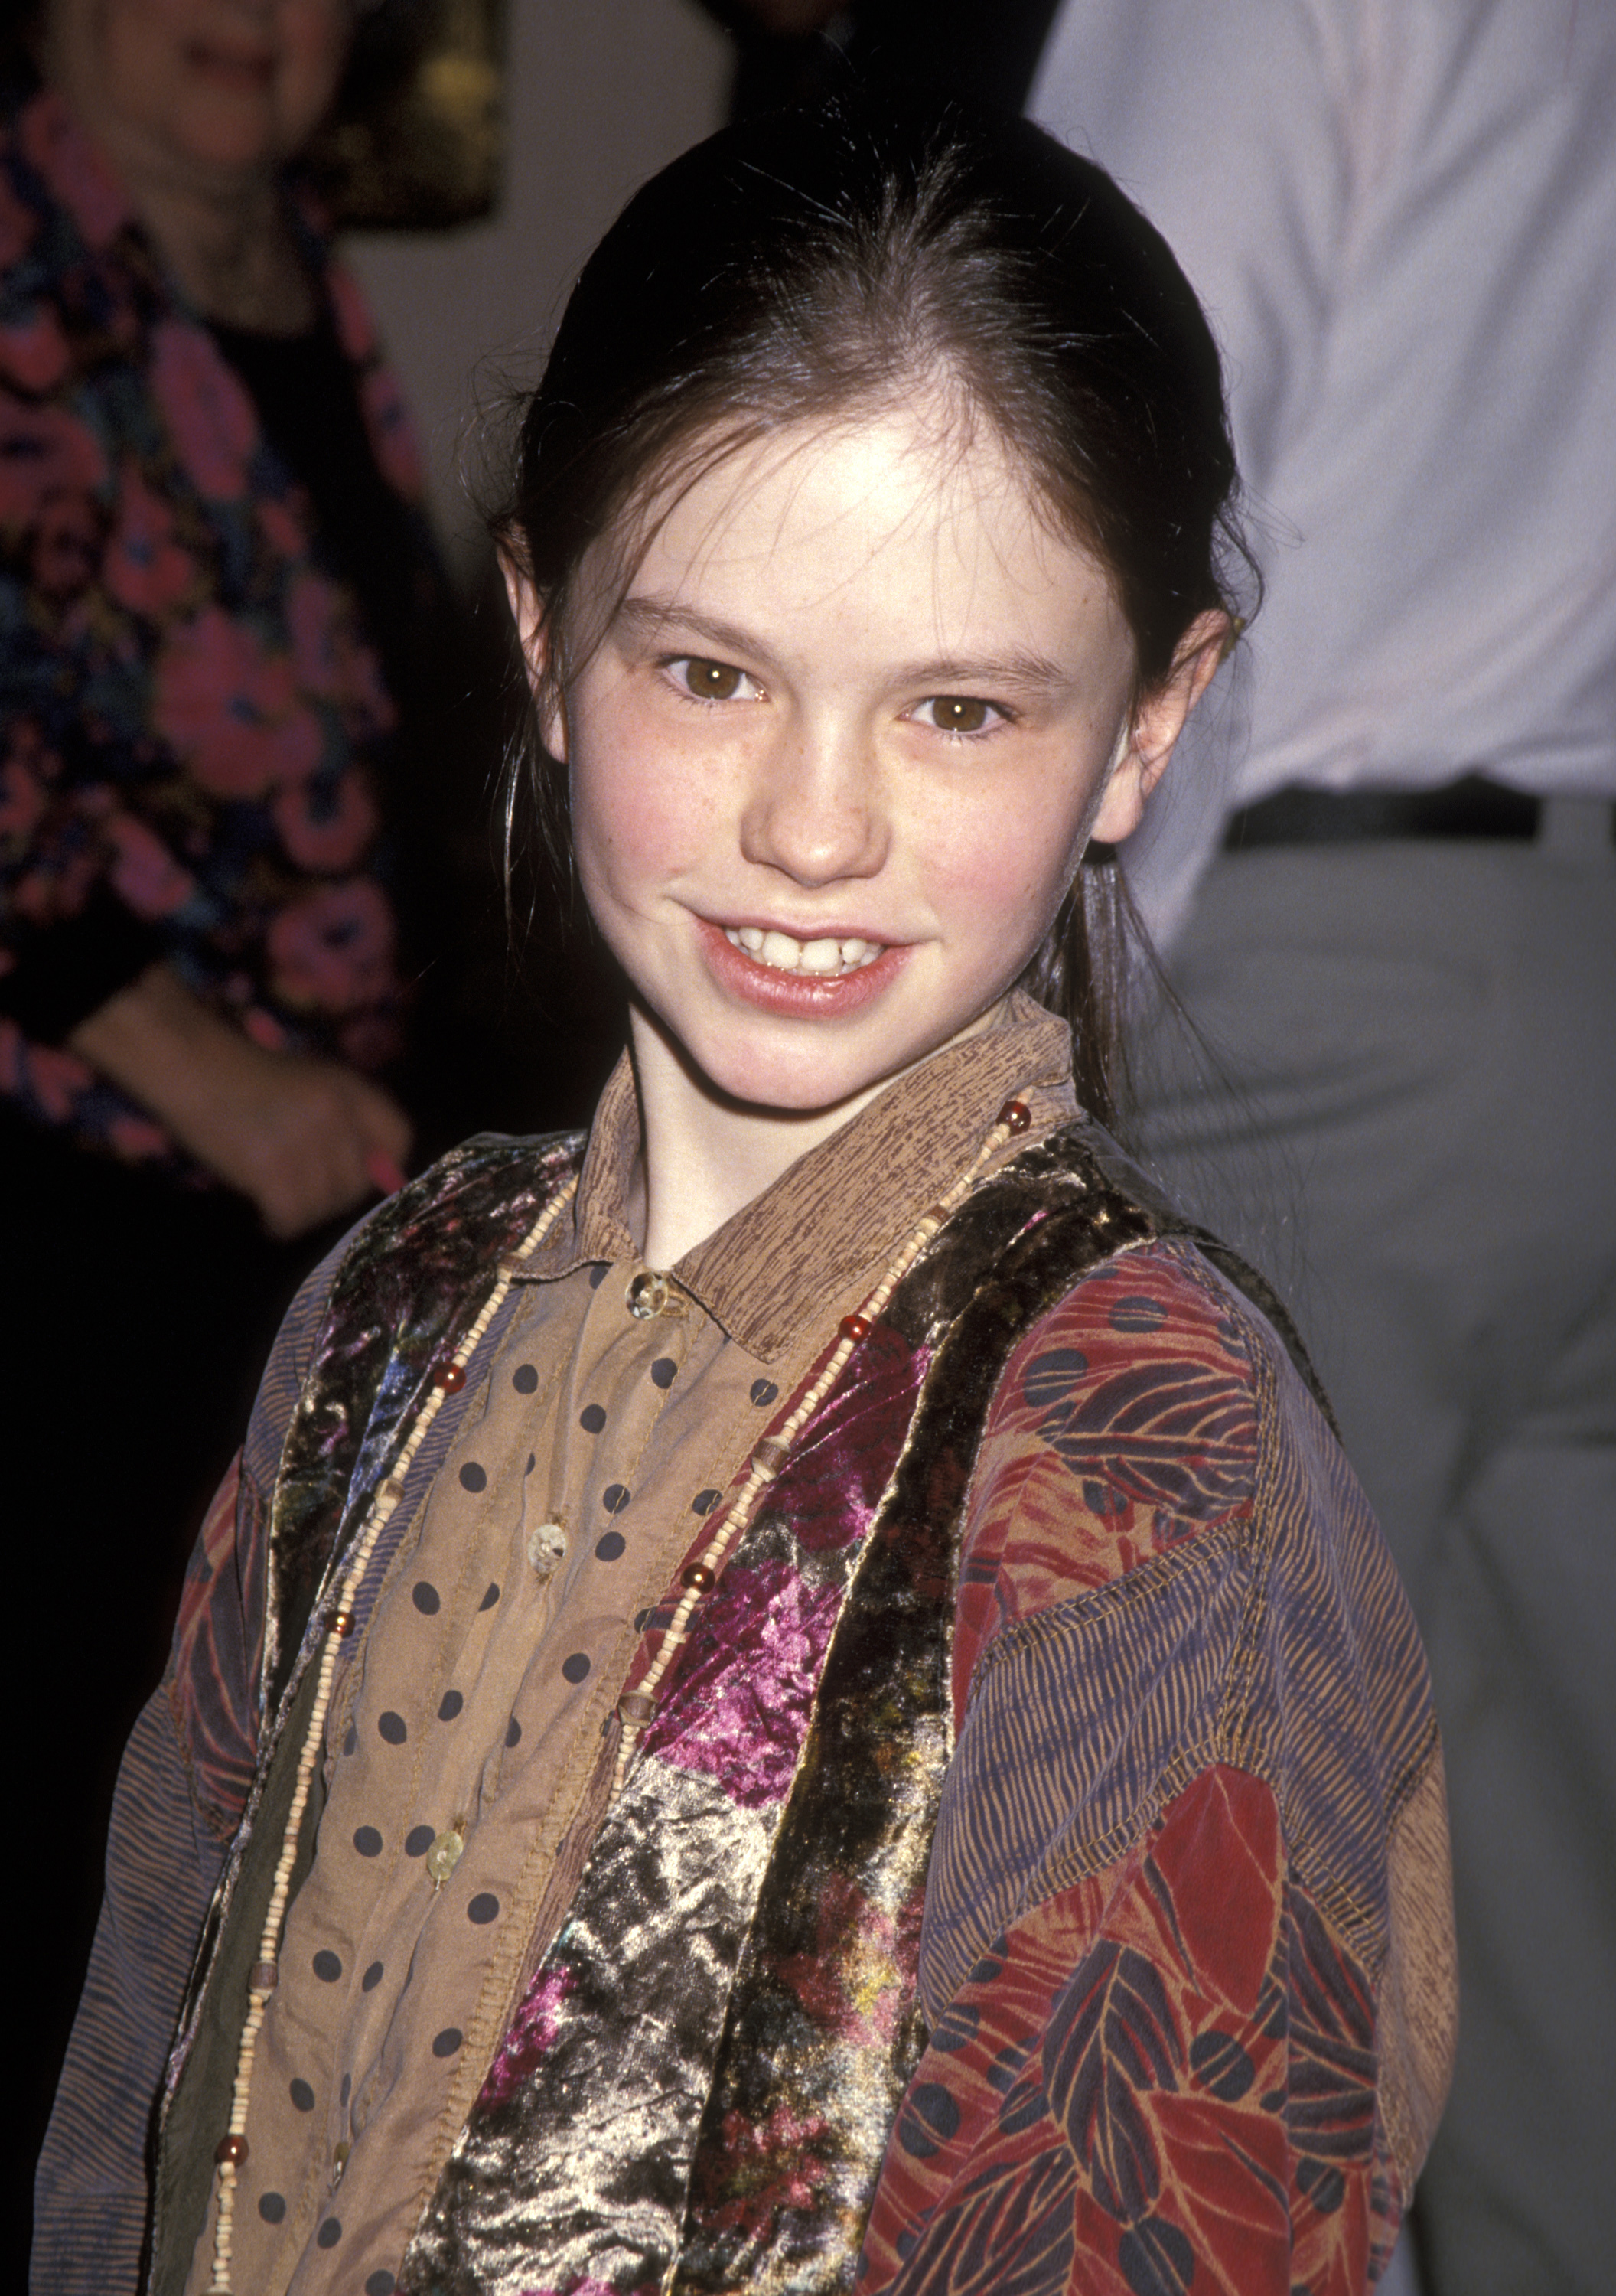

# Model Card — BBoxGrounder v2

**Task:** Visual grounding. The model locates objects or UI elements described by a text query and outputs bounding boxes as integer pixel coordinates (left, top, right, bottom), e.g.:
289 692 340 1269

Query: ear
500 553 568 764
1087 609 1234 847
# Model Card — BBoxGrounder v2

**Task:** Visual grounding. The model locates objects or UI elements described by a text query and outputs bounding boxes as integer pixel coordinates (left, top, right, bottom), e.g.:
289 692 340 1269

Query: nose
738 712 888 888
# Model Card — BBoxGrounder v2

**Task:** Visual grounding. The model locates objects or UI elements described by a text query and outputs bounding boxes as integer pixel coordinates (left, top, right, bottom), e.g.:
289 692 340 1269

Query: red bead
839 1313 872 1342
617 1691 656 1727
249 1960 279 1992
679 1564 716 1592
215 2132 249 2165
330 1611 355 1639
434 1359 467 1392
997 1097 1032 1134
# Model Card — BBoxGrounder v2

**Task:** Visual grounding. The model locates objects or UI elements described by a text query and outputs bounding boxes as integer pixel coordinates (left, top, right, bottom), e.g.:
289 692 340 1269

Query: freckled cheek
914 789 1081 954
571 731 725 911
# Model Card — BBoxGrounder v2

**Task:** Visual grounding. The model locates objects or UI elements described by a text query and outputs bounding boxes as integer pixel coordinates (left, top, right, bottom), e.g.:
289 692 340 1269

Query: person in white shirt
1031 6 1614 2294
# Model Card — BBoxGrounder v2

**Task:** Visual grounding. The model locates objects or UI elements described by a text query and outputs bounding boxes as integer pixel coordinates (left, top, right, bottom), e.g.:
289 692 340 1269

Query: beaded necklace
203 1094 1032 2291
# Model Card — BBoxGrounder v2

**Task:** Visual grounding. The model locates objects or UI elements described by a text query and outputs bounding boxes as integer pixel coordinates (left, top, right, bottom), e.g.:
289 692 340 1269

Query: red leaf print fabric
953 1246 1259 1720
862 1766 1392 2296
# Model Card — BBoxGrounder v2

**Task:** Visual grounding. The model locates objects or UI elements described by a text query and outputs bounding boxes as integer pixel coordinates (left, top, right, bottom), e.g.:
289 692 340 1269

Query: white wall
341 0 733 581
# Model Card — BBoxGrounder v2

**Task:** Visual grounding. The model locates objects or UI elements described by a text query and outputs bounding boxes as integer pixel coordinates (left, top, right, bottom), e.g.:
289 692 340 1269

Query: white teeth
723 925 885 977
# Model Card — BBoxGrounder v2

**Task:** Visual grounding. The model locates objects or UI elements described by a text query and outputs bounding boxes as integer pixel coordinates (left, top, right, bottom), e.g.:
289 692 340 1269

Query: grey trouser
1131 830 1615 2296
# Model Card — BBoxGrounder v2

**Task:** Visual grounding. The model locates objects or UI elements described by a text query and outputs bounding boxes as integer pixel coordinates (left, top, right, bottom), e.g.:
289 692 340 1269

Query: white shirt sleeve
1032 0 1616 943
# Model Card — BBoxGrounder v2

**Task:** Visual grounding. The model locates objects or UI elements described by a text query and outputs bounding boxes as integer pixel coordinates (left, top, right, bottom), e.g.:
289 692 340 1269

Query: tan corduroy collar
514 992 1077 1362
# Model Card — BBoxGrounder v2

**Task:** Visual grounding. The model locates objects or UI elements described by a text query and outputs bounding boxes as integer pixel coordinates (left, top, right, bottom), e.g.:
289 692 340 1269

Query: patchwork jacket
37 1117 1456 2295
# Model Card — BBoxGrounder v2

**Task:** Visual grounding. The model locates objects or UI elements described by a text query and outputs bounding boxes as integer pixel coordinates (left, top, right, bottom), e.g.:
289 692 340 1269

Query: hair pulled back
495 95 1247 1127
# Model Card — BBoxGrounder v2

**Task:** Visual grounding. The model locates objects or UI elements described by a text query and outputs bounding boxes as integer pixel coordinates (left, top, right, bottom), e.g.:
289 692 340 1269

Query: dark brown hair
494 94 1249 1126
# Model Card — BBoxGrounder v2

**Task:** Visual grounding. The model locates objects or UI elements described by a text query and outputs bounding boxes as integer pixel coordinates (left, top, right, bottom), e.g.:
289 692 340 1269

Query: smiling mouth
187 42 276 87
722 926 887 978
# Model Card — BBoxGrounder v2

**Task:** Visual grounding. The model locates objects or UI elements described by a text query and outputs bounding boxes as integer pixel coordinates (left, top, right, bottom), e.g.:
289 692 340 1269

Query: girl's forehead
595 400 1111 635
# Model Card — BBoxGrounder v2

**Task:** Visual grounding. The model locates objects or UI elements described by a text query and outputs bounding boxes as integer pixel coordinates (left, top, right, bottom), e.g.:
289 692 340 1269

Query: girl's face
521 402 1214 1123
47 0 351 186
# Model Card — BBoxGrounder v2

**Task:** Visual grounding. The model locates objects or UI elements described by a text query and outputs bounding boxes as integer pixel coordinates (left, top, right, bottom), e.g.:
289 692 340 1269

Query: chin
704 1052 878 1118
686 1011 948 1120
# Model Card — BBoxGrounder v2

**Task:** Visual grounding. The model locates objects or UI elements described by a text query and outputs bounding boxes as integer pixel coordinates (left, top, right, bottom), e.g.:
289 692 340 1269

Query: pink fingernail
367 1151 406 1195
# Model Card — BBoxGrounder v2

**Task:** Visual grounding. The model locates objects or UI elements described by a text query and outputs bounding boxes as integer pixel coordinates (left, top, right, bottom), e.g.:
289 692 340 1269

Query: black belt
1223 773 1553 849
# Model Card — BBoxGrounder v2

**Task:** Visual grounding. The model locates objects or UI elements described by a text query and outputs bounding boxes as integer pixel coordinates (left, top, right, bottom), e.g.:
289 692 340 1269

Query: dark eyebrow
616 594 767 663
614 592 1073 696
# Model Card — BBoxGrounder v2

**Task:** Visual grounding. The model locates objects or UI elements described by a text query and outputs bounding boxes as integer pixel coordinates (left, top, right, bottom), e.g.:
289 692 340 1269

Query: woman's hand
71 963 412 1239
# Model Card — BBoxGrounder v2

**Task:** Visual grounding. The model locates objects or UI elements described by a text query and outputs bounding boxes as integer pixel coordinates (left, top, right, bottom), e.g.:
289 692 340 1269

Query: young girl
37 98 1456 2296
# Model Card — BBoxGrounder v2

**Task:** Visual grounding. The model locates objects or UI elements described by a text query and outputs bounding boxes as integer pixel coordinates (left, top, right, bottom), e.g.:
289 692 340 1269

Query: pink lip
187 43 276 90
696 918 910 1019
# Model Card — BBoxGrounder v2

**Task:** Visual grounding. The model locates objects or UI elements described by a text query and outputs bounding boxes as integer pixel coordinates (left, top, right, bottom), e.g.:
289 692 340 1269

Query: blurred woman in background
1 2 456 2247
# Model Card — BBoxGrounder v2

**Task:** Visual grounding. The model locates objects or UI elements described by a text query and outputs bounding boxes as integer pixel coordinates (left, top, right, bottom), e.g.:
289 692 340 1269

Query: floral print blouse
0 82 429 1169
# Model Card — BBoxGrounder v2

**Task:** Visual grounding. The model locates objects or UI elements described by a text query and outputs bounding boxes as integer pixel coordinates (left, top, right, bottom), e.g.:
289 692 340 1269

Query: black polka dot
750 1378 779 1407
601 1482 630 1514
650 1356 677 1389
438 1688 464 1721
432 2027 464 2058
339 2072 351 2106
342 1721 358 1756
458 1461 487 1493
289 2077 315 2113
353 1825 383 1857
366 2275 396 2296
562 1651 591 1684
377 1710 406 1745
505 1714 521 1748
479 1580 500 1610
316 2216 343 2249
596 1531 626 1561
258 2191 287 2224
468 1892 499 1925
512 1363 539 1394
412 1580 441 1614
361 1961 384 1992
405 1824 434 1857
588 1263 608 1289
692 1489 722 1515
579 1403 606 1433
312 1949 342 1983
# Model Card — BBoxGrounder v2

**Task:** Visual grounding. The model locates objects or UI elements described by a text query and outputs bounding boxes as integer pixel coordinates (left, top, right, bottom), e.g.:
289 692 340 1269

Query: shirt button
626 1270 671 1319
426 1828 464 1884
527 1521 568 1576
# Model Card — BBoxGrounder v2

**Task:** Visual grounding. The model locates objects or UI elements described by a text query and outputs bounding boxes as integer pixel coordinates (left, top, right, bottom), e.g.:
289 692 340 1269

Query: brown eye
679 657 744 700
927 695 993 734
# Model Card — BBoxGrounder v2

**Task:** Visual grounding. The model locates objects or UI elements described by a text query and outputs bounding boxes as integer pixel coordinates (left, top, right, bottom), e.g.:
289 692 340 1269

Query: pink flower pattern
0 393 107 532
103 811 195 918
267 879 396 1013
103 465 197 616
153 608 322 797
149 320 256 503
2 83 432 1165
0 308 70 393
